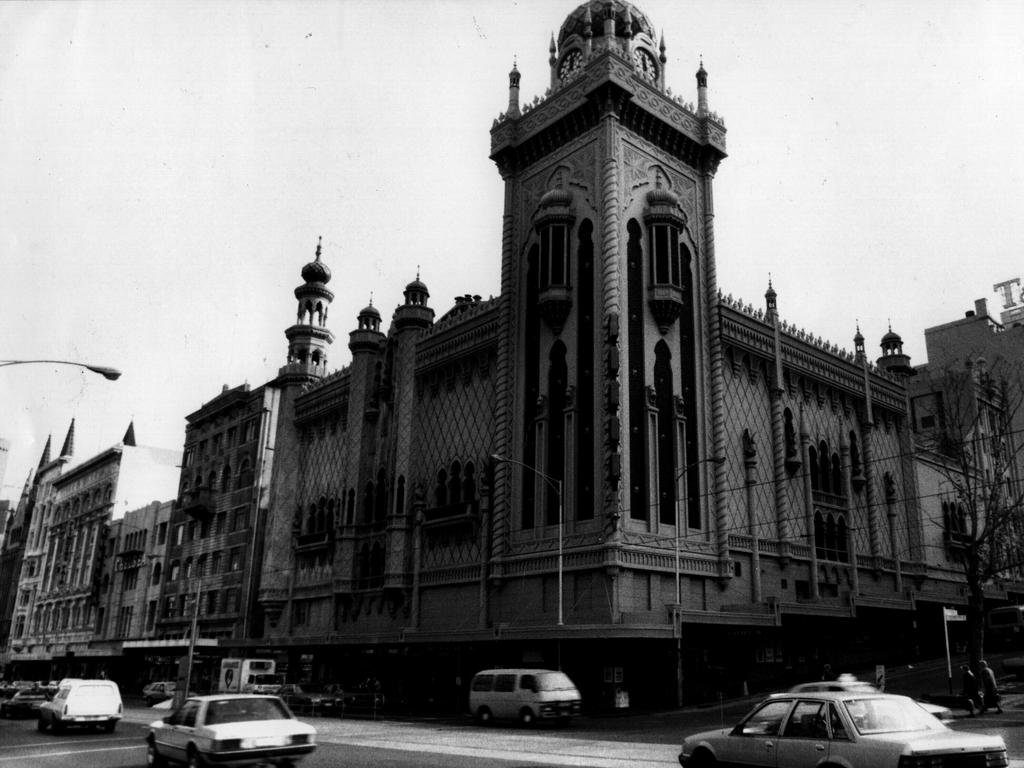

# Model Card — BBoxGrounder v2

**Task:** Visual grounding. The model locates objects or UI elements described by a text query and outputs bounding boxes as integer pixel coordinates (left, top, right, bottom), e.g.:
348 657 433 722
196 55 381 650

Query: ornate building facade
230 1 960 709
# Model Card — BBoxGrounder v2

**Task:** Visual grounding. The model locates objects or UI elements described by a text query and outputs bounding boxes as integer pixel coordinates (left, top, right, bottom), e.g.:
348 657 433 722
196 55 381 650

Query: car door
163 700 201 764
716 698 792 767
774 699 831 768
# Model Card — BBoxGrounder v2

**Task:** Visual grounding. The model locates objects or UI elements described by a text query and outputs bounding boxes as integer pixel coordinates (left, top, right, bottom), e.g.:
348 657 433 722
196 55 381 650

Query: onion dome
881 325 902 348
539 187 574 208
558 1 655 48
360 302 380 320
645 185 678 208
301 236 332 284
406 275 428 294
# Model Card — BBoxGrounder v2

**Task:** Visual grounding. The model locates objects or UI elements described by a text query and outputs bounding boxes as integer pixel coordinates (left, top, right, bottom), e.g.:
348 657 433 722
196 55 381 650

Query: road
3 696 1024 768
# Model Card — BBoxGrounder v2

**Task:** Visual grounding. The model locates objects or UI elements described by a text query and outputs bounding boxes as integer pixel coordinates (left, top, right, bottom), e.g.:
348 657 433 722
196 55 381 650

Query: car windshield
842 697 943 734
205 698 291 725
535 672 576 692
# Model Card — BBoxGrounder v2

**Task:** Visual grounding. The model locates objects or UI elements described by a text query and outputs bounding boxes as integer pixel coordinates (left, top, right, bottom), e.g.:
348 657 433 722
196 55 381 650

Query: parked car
37 678 123 733
789 676 954 720
0 690 48 718
0 680 37 698
678 690 1006 767
273 684 336 714
468 668 582 725
145 694 316 768
143 681 178 706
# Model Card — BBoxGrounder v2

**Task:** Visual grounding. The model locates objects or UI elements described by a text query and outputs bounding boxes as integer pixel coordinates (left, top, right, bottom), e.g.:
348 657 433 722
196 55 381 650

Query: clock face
633 49 657 83
559 50 582 81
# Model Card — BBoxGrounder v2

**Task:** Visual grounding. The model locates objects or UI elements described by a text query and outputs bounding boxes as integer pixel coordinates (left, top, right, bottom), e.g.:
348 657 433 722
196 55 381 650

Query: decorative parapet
717 290 908 413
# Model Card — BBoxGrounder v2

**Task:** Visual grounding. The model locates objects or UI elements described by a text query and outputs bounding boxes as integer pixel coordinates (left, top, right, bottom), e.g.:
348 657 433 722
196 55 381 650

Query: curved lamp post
491 453 563 626
0 360 121 380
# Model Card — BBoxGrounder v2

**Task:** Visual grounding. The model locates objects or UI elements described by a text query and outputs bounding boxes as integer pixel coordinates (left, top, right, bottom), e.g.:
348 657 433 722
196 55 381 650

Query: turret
280 237 334 380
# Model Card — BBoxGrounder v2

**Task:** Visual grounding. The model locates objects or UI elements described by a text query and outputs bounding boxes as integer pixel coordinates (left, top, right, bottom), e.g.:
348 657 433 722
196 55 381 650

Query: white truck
218 658 282 694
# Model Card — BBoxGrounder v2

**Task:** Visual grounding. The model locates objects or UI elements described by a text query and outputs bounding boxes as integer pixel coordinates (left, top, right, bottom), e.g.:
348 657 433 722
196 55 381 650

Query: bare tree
913 357 1024 671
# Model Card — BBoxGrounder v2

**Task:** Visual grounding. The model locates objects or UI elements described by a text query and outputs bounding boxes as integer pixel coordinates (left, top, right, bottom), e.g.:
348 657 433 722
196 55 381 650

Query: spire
765 276 778 320
696 56 709 116
123 420 137 447
508 58 521 119
37 435 52 469
59 418 75 459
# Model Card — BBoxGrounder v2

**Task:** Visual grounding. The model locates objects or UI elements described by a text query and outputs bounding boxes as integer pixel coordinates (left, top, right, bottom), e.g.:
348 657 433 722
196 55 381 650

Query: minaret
507 60 521 120
281 236 335 380
876 323 915 377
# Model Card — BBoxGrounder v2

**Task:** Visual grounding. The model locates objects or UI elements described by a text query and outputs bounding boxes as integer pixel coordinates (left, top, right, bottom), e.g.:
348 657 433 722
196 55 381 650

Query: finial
660 31 666 53
550 33 556 54
368 292 374 308
416 264 421 281
315 235 322 260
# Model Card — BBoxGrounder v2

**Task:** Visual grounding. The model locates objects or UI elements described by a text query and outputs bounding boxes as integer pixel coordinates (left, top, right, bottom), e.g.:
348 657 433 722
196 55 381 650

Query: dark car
0 680 37 699
273 684 337 715
0 690 48 718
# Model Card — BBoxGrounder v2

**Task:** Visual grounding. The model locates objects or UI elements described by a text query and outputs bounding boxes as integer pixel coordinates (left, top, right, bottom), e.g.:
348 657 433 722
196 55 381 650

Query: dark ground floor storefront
236 603 954 715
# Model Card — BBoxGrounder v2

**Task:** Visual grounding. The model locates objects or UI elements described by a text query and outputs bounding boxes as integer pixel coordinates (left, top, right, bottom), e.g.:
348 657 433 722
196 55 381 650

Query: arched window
435 470 448 507
809 447 820 490
362 482 374 524
307 504 317 534
461 464 475 505
221 463 232 491
448 462 462 504
818 442 830 492
237 459 253 489
814 511 826 559
151 561 162 585
208 471 218 492
784 409 797 460
831 454 842 495
825 514 838 560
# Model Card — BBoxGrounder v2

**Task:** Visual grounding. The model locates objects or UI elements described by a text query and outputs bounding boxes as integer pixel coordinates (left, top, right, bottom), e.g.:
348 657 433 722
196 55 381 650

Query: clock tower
489 1 729 576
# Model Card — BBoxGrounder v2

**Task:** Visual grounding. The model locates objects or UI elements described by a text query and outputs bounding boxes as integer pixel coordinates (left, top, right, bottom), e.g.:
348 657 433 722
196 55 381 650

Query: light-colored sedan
146 694 316 768
789 677 955 721
678 690 1007 767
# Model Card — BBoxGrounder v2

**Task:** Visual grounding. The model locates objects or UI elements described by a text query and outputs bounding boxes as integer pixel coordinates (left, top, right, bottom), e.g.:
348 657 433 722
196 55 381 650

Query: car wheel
105 720 117 733
187 745 206 768
145 697 154 706
37 715 47 732
518 707 535 726
52 717 65 733
687 748 717 767
147 740 168 768
474 706 492 725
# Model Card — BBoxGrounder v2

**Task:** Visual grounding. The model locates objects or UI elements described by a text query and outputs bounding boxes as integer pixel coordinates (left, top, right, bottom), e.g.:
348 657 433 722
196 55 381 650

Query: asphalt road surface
4 700 1024 768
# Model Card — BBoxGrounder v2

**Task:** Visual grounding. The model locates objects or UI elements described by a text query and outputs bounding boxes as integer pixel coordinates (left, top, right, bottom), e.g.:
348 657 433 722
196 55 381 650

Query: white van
37 678 123 733
468 668 582 725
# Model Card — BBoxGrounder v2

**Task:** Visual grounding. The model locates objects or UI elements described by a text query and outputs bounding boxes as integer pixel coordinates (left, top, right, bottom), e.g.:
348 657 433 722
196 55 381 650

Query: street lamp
675 455 726 604
0 360 121 380
183 579 203 700
491 453 563 626
673 454 725 708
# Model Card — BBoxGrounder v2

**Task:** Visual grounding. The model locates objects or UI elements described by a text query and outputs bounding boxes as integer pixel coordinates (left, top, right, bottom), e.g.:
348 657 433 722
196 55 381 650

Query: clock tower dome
490 1 729 569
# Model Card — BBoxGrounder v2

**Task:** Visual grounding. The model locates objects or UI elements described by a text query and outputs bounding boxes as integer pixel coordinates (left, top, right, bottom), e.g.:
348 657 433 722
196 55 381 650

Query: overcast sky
2 0 1023 503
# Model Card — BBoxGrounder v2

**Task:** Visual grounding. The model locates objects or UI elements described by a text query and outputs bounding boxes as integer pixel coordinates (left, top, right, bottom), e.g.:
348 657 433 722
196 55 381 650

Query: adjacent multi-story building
7 423 179 680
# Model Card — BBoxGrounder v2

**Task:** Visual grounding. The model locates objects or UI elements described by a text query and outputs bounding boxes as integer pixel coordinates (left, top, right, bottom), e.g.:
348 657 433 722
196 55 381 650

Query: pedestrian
980 660 1002 714
821 663 834 681
961 664 982 716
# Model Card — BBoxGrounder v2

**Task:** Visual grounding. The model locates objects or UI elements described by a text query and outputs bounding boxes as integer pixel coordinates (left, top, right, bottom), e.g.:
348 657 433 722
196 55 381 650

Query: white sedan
146 694 316 768
678 690 1006 768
